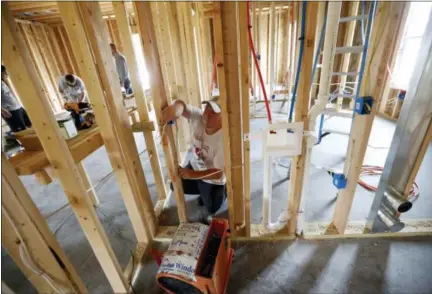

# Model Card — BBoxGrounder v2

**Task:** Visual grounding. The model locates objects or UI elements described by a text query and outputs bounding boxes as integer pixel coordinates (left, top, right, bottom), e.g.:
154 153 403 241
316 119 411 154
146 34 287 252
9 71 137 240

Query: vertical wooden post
239 3 251 237
290 2 298 92
2 155 87 293
212 2 236 234
176 3 201 106
59 1 156 240
1 4 128 292
165 2 192 159
134 2 188 222
286 2 318 235
112 1 167 202
332 2 409 234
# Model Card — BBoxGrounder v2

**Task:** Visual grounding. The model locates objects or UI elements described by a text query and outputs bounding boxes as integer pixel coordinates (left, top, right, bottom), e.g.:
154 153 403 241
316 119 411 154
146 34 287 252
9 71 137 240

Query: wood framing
286 2 319 235
2 4 128 292
176 2 201 107
239 3 251 237
112 1 167 202
59 2 157 242
212 2 236 234
332 2 409 234
134 2 188 222
220 2 246 235
1 154 87 293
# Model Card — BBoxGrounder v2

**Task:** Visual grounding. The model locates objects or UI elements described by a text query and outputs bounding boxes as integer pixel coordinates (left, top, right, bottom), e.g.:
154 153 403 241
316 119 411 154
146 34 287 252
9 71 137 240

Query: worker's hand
161 103 183 124
178 167 198 179
1 108 11 118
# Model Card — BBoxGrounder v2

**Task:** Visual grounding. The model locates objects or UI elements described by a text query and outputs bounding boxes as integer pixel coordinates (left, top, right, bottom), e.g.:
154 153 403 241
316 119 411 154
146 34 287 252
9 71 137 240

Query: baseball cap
202 96 221 113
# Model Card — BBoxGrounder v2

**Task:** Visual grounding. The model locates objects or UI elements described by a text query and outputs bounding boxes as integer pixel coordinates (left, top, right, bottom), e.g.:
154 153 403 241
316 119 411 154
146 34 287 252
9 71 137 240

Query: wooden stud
18 23 60 112
286 2 318 235
222 2 246 234
289 2 297 93
239 3 251 237
134 2 188 222
176 3 201 107
31 25 63 110
2 5 128 291
332 2 409 234
212 2 236 234
57 25 77 74
59 2 157 242
112 1 167 202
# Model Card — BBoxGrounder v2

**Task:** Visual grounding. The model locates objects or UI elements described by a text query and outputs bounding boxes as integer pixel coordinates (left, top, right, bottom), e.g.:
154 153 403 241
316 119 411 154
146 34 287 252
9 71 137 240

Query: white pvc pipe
296 2 342 235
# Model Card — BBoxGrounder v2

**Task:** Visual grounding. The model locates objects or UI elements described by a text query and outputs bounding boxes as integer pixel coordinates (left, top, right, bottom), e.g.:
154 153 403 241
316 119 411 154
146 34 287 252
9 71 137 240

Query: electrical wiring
247 1 273 124
288 1 307 122
2 206 69 293
358 165 420 201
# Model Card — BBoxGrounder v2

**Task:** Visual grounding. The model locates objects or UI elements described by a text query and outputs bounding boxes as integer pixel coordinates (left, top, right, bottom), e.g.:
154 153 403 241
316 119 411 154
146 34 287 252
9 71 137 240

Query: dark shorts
174 163 226 215
2 107 31 132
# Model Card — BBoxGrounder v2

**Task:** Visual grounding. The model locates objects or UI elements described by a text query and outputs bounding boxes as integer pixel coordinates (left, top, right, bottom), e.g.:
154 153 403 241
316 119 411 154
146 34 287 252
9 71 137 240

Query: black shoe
197 197 204 207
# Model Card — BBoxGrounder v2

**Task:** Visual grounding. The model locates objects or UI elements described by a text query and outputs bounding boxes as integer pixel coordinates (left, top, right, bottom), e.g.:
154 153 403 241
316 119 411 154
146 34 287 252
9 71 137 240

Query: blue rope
288 1 307 122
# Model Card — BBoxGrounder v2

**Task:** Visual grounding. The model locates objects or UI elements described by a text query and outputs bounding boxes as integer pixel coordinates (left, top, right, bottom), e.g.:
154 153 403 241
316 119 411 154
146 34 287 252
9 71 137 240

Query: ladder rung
339 15 367 23
336 94 355 99
335 46 364 54
332 72 359 76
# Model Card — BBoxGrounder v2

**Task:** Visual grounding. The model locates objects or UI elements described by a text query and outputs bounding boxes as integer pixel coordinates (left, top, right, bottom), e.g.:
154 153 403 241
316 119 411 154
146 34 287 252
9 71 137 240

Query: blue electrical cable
361 1 366 45
288 1 307 122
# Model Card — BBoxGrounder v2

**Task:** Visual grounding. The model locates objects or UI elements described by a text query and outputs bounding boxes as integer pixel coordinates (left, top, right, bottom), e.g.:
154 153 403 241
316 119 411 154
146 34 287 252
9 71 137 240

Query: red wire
358 165 419 201
247 1 272 124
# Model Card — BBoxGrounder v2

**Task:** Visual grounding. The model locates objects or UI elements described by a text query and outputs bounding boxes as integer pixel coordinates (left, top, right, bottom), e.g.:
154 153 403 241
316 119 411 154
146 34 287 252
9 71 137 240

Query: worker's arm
178 167 223 180
161 99 201 123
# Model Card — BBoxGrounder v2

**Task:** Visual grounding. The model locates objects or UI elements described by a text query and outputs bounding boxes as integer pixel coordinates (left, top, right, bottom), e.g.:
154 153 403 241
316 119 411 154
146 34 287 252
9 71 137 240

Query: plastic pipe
247 1 272 124
288 1 307 122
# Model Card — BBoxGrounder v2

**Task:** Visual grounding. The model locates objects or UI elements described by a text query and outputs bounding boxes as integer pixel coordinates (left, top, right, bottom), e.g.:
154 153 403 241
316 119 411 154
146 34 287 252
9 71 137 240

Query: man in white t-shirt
58 74 89 103
162 96 226 219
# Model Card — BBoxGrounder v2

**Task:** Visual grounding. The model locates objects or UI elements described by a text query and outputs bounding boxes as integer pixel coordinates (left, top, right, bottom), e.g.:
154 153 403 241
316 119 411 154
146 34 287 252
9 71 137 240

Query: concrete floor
2 103 432 293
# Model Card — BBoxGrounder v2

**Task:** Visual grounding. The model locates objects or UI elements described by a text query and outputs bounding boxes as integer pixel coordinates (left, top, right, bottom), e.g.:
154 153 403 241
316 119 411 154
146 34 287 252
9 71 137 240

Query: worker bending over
163 96 226 222
110 43 133 95
58 74 89 103
1 65 32 132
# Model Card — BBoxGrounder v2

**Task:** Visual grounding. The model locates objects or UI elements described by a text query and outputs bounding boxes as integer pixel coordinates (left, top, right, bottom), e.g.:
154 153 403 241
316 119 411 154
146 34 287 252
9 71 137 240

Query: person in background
162 96 226 223
58 74 89 104
1 65 32 132
110 43 133 95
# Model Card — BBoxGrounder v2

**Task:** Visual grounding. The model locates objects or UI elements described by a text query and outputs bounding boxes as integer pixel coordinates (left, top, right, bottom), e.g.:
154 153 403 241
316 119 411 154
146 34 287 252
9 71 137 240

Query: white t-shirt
187 105 225 185
58 75 89 103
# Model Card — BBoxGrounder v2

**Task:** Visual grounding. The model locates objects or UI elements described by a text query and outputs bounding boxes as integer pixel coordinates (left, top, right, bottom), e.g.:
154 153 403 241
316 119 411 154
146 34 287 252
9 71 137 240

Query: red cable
247 1 272 124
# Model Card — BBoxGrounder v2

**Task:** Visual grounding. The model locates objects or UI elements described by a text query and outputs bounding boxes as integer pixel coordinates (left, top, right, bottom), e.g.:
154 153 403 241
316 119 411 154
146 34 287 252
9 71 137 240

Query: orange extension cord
359 165 420 201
